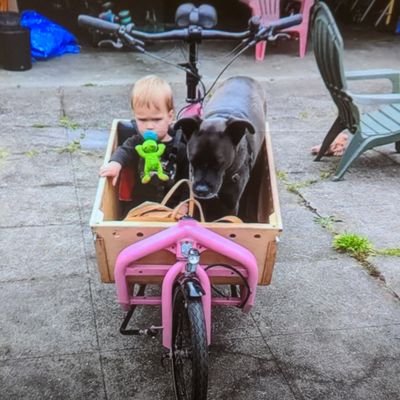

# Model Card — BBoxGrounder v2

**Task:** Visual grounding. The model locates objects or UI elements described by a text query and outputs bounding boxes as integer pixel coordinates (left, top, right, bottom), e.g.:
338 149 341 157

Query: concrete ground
0 25 400 400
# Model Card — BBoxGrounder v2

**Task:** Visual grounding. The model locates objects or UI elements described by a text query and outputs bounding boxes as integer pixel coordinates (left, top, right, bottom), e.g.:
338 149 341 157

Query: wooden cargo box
90 119 282 285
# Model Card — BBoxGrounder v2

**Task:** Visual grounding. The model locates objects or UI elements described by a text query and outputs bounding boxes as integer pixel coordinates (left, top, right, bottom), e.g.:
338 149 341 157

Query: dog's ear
174 117 202 140
225 117 255 146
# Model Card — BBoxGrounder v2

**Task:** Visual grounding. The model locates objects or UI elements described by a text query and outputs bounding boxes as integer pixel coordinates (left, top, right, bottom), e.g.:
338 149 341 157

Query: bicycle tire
171 286 208 400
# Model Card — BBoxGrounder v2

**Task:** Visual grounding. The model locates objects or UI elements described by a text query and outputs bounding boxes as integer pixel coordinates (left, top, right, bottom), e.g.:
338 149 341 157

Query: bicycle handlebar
268 14 302 31
78 15 120 34
78 13 302 44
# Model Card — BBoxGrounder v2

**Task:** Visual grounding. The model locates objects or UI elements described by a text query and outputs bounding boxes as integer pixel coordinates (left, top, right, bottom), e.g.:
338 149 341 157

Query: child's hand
175 202 189 218
99 161 122 186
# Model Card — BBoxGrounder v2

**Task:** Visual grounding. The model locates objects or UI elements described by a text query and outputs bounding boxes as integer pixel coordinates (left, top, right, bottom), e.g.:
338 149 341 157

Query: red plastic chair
240 0 280 61
240 0 314 60
283 0 314 58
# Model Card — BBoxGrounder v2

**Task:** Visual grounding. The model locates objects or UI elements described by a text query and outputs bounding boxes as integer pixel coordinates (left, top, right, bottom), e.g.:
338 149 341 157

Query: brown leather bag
124 179 205 222
124 179 243 223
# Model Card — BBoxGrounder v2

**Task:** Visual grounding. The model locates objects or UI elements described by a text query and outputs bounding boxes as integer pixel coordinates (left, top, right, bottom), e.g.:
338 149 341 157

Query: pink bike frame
115 218 258 349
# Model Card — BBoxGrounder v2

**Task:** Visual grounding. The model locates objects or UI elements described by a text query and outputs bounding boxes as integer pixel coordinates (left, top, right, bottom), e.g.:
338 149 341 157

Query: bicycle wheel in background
171 285 208 400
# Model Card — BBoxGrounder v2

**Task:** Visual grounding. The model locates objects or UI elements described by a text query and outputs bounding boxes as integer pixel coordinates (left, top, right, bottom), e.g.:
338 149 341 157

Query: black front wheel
171 286 208 400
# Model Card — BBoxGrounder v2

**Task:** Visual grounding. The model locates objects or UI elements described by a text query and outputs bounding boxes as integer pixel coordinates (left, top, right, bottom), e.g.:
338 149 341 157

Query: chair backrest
312 2 360 133
299 0 315 26
240 0 280 23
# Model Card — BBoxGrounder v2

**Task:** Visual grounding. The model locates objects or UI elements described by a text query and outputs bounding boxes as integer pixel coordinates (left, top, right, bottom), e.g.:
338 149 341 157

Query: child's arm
111 135 140 166
100 135 141 186
99 161 122 186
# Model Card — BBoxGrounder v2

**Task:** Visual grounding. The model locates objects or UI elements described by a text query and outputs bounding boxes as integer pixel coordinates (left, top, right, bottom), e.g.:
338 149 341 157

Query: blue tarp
21 10 80 60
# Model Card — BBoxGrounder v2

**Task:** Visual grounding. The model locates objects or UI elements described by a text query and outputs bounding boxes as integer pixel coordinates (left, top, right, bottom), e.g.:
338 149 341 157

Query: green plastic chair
312 2 400 180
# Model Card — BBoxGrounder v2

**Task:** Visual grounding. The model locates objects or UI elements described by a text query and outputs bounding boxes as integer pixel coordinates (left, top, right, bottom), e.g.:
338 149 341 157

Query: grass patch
333 233 374 260
58 139 81 154
25 149 39 158
82 83 97 87
0 148 9 160
59 116 80 130
299 111 309 120
286 179 318 194
319 170 332 180
32 123 51 128
376 248 400 257
314 215 337 232
334 233 400 259
276 170 318 194
276 170 288 181
57 132 85 154
332 233 399 280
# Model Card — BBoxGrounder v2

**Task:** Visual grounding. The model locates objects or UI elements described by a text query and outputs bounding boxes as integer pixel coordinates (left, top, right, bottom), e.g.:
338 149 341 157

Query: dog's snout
194 183 210 197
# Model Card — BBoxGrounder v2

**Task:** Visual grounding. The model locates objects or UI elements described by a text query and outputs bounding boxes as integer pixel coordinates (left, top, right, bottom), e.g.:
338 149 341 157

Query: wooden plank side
260 240 278 285
94 235 112 283
90 119 120 225
265 125 283 230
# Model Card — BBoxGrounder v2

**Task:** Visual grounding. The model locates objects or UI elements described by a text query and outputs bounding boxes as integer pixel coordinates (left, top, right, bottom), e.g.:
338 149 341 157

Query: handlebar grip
269 14 302 31
78 15 121 34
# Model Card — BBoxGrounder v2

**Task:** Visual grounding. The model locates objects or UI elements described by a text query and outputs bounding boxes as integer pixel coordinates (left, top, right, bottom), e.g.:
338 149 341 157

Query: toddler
100 75 188 210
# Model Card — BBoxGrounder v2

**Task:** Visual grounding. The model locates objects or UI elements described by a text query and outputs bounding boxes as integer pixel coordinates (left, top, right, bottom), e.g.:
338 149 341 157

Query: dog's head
175 116 255 199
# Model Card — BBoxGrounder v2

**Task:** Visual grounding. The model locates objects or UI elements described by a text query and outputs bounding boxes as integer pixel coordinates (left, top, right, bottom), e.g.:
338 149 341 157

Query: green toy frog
135 130 169 184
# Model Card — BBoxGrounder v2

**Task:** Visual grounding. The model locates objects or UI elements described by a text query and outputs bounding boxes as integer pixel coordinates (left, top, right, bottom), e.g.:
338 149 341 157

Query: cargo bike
80 5 301 399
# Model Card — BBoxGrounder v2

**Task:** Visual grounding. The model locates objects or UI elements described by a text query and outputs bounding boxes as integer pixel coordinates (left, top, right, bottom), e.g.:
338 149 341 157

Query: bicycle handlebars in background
77 8 302 106
77 13 303 45
78 15 121 34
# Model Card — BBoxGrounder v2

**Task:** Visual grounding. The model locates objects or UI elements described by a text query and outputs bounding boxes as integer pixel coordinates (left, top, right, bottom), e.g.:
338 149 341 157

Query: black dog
175 76 266 220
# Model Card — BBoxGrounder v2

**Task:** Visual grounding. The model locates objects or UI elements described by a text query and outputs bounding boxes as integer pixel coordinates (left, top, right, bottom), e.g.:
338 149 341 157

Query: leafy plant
333 233 374 260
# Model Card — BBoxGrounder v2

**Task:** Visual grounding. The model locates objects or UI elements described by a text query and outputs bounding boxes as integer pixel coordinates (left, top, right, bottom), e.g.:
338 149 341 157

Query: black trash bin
0 28 32 71
0 12 32 71
0 11 20 30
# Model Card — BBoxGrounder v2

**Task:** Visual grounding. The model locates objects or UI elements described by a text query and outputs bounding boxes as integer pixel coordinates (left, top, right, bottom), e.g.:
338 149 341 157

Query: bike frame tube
161 261 211 348
114 218 258 347
186 41 200 103
181 102 203 118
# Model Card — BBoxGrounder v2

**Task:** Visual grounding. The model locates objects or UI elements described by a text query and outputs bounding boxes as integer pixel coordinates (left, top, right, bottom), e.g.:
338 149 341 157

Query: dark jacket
111 121 189 208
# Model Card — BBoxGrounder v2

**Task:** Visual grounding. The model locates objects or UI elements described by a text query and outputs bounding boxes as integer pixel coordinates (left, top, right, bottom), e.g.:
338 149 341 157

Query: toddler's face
135 103 173 142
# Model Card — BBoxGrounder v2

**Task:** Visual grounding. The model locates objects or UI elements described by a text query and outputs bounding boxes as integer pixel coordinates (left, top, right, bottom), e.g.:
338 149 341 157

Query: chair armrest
345 69 400 93
351 92 400 105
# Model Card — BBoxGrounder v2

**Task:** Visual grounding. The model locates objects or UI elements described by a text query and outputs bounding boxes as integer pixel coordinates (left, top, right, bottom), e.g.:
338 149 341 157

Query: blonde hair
131 75 174 113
